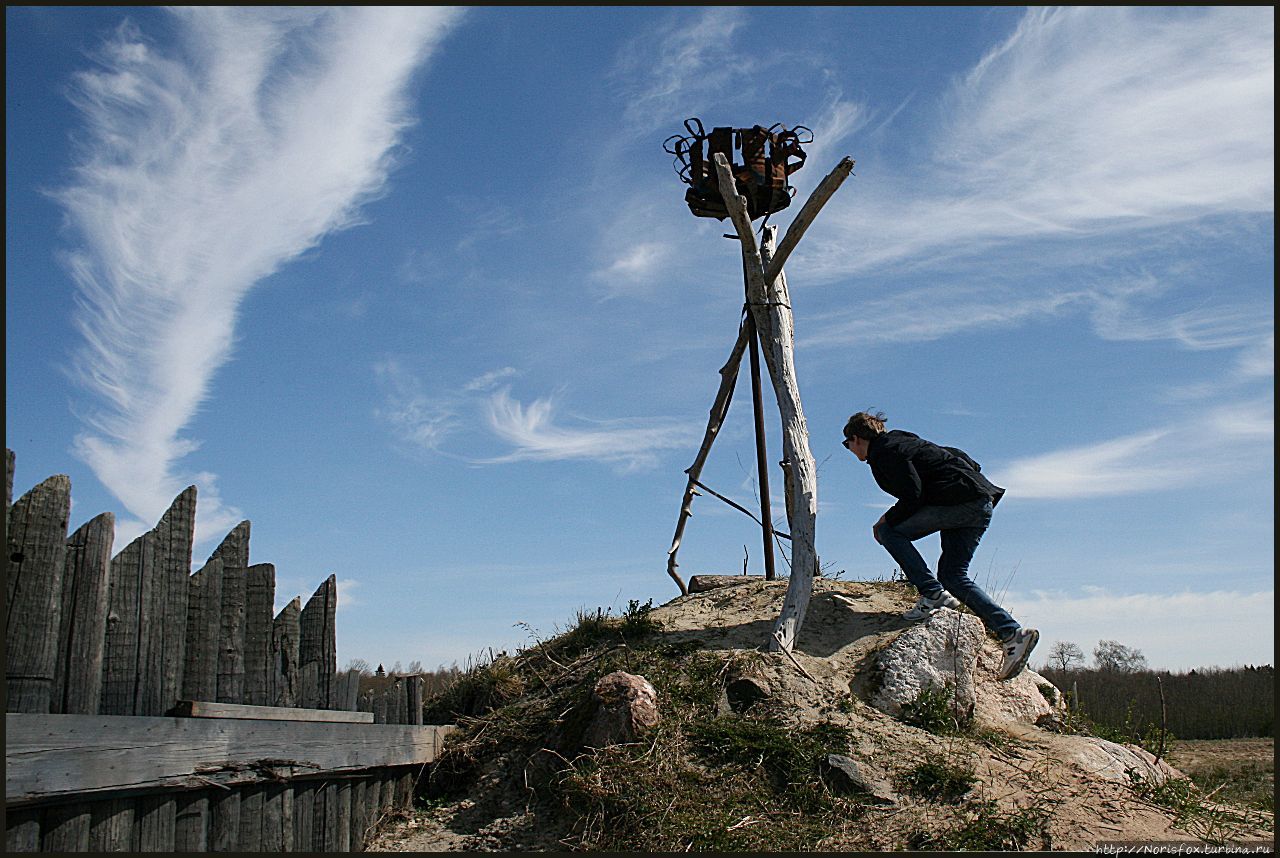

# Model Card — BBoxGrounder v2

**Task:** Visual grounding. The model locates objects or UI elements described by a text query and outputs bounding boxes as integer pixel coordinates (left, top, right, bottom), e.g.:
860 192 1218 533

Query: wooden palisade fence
4 449 452 852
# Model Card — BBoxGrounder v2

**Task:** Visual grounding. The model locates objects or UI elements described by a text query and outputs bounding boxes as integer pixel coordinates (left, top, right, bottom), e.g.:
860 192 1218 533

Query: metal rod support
745 314 776 581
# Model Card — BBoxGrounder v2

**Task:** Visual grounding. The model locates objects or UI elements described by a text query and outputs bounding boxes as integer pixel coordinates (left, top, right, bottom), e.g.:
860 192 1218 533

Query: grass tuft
898 759 977 804
898 683 972 736
909 798 1051 851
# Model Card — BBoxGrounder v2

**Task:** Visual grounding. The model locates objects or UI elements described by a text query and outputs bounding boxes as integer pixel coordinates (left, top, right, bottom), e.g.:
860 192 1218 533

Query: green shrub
898 684 971 736
898 760 976 803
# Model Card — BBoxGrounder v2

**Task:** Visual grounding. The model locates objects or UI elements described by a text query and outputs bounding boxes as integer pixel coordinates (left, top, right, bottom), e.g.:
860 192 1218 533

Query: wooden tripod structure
666 152 855 653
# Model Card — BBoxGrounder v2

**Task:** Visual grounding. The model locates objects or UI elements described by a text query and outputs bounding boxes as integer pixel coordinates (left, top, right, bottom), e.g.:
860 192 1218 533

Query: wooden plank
100 530 156 715
395 768 415 810
327 783 353 855
238 784 264 851
135 793 176 852
54 513 114 714
206 521 250 706
6 474 71 713
207 788 239 851
206 520 251 569
310 780 329 853
6 713 455 804
5 808 40 852
40 802 91 851
174 792 209 851
336 668 361 712
182 557 224 703
380 772 396 819
270 597 301 708
244 563 275 706
148 487 196 717
88 798 133 851
299 575 337 709
408 676 423 726
172 700 374 723
261 783 290 852
350 778 368 852
292 782 314 854
216 564 246 704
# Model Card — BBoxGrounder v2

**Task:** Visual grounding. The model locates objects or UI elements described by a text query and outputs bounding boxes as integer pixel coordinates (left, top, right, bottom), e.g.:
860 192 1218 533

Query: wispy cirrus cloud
995 398 1272 499
377 361 700 471
800 6 1274 281
481 388 700 471
57 8 463 545
611 8 747 137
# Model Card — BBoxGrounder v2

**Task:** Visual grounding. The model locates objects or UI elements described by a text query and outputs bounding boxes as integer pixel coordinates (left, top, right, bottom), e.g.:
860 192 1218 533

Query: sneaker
903 591 962 621
998 628 1040 681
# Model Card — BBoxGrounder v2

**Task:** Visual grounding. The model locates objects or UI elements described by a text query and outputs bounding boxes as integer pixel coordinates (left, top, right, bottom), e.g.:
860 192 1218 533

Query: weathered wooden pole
758 226 820 652
666 317 753 595
713 152 853 652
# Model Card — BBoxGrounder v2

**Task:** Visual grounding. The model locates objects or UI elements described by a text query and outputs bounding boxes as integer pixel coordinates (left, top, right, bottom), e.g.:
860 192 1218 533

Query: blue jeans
873 498 1020 641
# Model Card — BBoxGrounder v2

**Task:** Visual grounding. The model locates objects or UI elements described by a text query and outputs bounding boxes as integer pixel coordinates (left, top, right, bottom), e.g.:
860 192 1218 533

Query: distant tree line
343 657 465 699
1038 641 1274 740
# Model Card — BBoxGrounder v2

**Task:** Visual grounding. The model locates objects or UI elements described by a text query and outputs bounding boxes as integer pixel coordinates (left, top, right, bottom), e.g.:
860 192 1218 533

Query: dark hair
843 410 887 441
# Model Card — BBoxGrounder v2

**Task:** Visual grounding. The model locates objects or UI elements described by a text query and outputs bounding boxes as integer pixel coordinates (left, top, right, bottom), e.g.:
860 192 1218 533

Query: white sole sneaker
903 592 962 621
998 628 1039 681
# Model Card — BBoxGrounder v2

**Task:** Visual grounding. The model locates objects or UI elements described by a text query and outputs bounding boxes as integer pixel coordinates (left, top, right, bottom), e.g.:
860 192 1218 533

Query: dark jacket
867 430 1006 527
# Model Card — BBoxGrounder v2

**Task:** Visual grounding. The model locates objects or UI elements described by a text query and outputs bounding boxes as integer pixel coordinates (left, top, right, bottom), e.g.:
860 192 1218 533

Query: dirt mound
366 578 1274 852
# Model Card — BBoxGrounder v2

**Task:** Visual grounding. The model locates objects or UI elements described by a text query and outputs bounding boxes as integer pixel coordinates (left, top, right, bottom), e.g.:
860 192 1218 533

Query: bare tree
1047 640 1085 671
343 658 373 676
1094 639 1148 673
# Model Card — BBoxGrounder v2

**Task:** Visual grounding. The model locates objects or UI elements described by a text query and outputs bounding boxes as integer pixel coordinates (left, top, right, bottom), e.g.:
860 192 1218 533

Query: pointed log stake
666 315 753 595
714 153 840 653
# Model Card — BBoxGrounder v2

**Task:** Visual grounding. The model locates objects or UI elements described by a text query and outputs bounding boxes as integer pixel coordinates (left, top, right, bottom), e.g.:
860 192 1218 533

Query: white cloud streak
996 399 1273 499
801 6 1274 281
57 8 462 544
612 8 747 137
482 388 700 471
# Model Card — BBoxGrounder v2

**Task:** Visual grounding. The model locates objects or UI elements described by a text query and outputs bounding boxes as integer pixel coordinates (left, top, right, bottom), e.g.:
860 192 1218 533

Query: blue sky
6 7 1273 673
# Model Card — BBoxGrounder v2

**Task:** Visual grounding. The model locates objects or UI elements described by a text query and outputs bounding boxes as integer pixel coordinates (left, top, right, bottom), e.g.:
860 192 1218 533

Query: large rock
818 754 900 804
1067 736 1183 785
581 671 660 749
870 611 1062 726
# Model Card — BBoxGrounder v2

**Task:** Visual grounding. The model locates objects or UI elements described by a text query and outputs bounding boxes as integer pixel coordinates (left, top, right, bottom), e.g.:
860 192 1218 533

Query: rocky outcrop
1066 736 1183 784
870 610 1063 726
